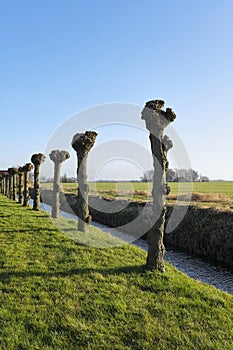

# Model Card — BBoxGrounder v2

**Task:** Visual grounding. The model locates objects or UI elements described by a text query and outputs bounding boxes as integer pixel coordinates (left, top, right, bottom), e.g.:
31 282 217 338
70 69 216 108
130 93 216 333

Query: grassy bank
0 195 233 349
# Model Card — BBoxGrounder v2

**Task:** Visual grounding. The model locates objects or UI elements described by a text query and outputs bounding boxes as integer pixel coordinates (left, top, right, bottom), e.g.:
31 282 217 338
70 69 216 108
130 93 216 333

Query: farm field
41 181 233 203
0 194 232 349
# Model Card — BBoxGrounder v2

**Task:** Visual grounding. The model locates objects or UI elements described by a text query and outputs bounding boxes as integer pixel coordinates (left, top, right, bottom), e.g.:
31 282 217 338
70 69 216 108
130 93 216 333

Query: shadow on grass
0 228 58 234
0 265 145 281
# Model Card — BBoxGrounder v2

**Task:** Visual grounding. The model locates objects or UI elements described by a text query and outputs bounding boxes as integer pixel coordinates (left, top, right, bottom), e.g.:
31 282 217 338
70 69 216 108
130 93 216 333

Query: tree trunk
146 132 167 271
33 164 40 211
77 154 90 232
12 173 17 201
5 176 9 197
52 162 62 218
8 174 12 199
23 170 30 207
18 169 23 204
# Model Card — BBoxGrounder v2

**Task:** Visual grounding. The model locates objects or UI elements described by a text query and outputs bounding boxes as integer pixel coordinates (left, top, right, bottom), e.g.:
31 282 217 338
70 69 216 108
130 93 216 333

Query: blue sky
1 0 233 180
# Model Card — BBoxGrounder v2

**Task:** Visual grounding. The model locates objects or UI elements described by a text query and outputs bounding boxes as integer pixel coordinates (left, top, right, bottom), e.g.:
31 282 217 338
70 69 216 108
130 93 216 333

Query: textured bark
18 167 24 204
49 150 70 218
141 100 176 271
31 153 46 211
23 163 34 207
10 168 18 201
5 174 9 197
8 168 13 199
71 131 97 232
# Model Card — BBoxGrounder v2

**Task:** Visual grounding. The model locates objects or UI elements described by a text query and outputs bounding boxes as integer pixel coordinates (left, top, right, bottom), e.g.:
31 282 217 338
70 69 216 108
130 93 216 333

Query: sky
0 0 233 180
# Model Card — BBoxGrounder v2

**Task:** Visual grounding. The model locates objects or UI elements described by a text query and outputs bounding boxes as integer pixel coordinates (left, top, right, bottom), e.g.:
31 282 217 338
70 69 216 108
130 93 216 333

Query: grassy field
42 181 233 203
0 194 233 349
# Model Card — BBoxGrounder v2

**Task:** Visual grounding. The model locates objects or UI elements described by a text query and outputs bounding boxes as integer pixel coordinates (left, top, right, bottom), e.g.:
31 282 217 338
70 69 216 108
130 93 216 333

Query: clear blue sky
1 0 233 180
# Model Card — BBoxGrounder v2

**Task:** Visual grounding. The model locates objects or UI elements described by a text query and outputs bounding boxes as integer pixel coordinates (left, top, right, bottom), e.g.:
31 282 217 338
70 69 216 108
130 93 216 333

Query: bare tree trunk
31 153 46 211
18 167 23 204
23 163 33 207
12 168 18 201
71 131 97 232
77 154 89 232
5 175 9 197
142 100 176 271
49 150 70 218
8 169 13 199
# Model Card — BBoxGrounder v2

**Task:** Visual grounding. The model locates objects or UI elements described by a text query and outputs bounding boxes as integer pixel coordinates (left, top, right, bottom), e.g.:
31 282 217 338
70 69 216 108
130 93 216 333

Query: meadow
42 181 233 205
0 194 232 349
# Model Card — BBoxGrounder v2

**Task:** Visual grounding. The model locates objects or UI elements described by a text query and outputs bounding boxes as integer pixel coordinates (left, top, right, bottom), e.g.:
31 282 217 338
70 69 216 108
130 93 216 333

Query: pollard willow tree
31 153 46 211
49 150 70 218
71 131 97 232
141 100 176 271
23 163 34 207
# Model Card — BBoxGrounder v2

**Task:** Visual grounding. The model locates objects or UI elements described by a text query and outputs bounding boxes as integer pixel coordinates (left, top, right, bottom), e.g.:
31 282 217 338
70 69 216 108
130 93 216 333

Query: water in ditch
40 202 233 295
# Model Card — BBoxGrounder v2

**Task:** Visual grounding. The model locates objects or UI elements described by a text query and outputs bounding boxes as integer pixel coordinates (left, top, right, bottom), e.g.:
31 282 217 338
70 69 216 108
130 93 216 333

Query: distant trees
42 174 77 183
141 168 209 182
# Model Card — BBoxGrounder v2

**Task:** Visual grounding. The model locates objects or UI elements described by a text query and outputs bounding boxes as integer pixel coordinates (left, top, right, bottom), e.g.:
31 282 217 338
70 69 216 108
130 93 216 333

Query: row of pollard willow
69 100 175 272
0 164 33 206
0 156 44 209
0 152 70 216
0 99 176 271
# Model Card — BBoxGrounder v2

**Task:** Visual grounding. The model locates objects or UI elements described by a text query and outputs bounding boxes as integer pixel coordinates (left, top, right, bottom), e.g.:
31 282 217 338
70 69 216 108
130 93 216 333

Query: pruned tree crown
72 131 98 157
49 150 70 163
31 153 46 165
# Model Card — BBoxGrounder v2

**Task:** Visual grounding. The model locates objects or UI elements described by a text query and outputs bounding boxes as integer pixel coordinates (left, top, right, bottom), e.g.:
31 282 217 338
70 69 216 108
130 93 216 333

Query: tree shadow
0 264 145 282
0 228 59 234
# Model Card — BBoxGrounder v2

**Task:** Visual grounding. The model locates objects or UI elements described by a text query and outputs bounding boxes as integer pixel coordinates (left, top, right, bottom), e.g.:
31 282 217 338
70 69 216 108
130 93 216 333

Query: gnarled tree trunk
31 153 46 211
49 150 70 218
71 131 97 232
141 100 176 271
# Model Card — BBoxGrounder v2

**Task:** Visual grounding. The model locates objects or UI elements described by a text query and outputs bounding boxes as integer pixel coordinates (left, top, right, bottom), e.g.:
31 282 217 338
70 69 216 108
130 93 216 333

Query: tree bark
18 168 23 204
5 175 9 197
77 154 89 232
23 163 33 207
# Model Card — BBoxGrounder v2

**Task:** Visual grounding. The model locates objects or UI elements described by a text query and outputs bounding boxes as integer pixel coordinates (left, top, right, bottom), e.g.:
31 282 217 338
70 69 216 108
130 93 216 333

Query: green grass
0 194 233 349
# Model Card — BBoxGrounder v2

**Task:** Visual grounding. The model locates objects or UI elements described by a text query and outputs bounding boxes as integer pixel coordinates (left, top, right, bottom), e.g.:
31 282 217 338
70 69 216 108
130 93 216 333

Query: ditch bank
39 189 233 270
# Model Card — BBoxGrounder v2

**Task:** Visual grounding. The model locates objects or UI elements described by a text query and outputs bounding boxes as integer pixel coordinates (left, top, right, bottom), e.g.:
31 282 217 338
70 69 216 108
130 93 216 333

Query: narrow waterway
40 202 233 295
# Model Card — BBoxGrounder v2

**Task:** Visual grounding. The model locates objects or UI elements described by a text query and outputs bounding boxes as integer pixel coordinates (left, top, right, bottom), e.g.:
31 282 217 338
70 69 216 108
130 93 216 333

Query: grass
0 194 233 349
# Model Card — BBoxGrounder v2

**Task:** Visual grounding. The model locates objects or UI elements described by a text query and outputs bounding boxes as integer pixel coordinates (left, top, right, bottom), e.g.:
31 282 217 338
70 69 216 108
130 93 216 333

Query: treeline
41 174 77 183
141 169 210 182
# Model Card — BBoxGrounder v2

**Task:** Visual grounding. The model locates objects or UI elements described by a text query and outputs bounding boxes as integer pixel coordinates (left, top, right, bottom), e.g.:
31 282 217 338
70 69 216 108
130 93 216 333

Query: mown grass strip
0 194 232 350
